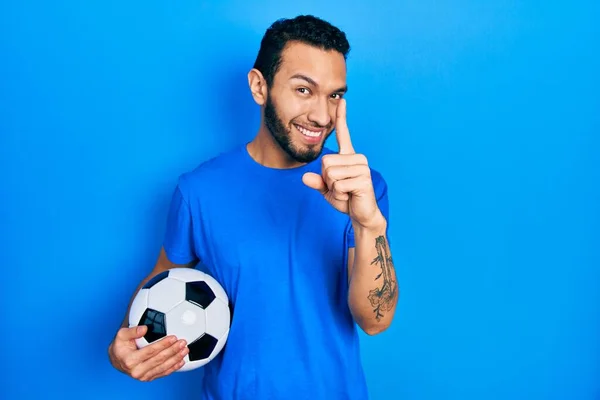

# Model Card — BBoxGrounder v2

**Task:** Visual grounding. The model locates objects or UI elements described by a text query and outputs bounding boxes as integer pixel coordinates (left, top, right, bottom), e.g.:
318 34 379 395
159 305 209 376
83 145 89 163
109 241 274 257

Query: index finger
335 99 355 155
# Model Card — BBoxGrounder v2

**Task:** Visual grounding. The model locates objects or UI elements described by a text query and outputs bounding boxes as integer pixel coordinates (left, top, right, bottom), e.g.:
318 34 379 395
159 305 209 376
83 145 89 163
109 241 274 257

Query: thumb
302 172 327 194
118 325 147 341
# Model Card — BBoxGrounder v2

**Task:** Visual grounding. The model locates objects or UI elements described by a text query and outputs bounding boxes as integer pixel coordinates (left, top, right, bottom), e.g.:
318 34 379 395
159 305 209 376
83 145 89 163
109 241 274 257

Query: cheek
286 100 311 124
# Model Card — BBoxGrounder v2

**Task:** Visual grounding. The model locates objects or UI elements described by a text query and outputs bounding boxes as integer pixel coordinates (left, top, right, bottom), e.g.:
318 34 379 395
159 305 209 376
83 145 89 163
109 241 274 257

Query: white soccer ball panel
134 336 149 349
202 273 229 303
129 288 149 328
167 267 206 283
147 277 185 313
204 297 230 339
177 355 210 372
165 301 207 344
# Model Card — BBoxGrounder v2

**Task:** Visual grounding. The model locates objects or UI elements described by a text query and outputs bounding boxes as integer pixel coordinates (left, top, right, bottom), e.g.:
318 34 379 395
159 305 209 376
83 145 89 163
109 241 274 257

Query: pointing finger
335 99 355 155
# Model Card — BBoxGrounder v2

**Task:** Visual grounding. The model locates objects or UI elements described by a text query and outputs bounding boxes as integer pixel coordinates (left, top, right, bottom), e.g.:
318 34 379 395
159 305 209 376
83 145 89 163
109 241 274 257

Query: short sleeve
163 180 198 264
346 170 390 248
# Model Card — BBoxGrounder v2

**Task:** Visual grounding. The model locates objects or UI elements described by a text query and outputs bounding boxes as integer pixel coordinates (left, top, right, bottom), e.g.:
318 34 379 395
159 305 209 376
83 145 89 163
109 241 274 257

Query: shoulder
176 144 247 197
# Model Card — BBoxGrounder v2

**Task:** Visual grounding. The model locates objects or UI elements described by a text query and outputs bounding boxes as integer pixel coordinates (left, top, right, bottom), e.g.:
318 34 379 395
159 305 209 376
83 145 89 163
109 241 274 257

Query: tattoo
367 236 397 321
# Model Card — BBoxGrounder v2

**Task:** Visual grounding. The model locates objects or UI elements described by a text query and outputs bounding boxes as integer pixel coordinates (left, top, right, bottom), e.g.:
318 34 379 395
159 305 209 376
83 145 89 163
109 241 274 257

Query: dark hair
253 15 351 87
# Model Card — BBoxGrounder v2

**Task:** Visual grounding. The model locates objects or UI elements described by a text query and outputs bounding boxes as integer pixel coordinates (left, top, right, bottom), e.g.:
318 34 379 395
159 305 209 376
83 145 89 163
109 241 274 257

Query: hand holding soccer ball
109 267 231 381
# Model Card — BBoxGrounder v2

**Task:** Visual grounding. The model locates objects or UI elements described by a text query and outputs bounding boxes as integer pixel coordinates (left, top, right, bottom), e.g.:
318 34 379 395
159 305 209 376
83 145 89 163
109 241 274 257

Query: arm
301 98 398 335
347 213 398 335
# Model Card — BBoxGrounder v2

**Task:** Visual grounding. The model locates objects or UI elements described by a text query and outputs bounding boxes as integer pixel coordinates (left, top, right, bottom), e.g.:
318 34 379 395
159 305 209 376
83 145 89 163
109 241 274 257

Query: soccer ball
128 267 231 372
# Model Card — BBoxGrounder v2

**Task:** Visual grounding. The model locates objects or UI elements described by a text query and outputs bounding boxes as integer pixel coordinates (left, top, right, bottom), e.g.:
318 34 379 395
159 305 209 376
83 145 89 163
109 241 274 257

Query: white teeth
296 124 321 137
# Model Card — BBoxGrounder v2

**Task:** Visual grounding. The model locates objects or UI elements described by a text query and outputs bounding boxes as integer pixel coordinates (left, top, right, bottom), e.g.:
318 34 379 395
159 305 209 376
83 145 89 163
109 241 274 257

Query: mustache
292 120 333 130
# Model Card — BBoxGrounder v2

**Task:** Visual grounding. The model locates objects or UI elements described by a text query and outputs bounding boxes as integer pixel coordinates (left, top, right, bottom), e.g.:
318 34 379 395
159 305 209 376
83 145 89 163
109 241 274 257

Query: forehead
275 41 347 88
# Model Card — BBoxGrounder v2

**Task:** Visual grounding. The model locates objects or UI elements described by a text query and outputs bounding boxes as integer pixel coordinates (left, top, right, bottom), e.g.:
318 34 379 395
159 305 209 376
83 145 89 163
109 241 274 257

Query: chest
188 178 352 304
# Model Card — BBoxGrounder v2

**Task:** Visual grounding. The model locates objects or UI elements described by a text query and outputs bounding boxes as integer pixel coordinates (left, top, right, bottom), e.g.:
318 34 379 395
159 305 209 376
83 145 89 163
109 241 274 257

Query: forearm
348 214 398 335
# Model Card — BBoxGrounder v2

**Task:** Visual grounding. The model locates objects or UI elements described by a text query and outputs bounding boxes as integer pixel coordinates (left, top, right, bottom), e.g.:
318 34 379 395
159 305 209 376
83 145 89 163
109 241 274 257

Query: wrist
352 210 387 238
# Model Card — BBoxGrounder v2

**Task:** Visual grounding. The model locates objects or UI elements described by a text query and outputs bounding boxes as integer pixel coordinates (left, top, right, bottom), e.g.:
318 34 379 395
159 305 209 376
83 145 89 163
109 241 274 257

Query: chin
289 143 325 163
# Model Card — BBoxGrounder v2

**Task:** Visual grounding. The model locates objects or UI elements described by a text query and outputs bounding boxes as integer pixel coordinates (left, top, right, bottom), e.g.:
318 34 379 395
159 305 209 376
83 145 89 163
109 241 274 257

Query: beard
264 93 330 164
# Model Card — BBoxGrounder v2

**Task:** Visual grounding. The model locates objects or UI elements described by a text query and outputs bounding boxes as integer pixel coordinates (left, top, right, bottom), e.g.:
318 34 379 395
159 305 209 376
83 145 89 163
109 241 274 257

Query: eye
296 87 310 95
331 93 344 100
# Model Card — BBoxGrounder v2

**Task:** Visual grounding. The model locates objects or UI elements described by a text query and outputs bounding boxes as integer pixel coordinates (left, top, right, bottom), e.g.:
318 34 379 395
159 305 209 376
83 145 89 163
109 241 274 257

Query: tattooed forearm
367 236 398 321
348 221 398 334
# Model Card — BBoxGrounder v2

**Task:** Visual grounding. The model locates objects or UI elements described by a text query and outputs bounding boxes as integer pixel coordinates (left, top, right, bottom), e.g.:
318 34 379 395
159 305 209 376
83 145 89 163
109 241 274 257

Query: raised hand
302 99 383 230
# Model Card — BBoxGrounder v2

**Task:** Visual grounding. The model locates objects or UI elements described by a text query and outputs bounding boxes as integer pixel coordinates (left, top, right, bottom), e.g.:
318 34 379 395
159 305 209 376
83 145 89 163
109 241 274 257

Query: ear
247 68 268 106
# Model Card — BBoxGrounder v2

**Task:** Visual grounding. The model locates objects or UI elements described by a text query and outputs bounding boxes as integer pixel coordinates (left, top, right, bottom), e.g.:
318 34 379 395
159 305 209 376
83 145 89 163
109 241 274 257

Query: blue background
1 1 598 399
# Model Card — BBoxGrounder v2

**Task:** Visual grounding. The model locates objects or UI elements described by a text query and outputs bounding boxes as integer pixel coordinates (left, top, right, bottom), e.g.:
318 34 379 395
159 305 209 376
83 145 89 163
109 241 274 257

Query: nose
307 97 332 128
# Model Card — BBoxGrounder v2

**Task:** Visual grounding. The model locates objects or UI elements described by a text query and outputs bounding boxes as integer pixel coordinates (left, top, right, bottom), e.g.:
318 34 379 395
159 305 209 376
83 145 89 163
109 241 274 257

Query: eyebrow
290 73 348 94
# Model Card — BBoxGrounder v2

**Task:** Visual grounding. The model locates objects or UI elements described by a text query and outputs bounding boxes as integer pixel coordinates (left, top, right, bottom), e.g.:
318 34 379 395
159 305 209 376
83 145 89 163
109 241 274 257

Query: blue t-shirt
163 143 390 400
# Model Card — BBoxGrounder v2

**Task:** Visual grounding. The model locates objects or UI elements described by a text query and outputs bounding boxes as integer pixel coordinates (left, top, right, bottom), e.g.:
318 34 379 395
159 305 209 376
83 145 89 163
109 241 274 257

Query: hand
108 325 189 382
302 99 384 230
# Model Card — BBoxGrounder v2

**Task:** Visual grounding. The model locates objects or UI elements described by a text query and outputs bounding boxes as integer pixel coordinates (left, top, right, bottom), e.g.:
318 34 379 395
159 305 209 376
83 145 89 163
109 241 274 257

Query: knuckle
151 342 165 354
123 358 135 370
332 165 345 179
156 350 171 363
152 368 167 380
148 354 163 366
356 154 368 165
148 341 168 356
130 369 143 380
171 346 185 356
325 176 336 189
163 337 177 349
332 180 343 192
322 154 336 168
331 180 339 192
169 346 180 357
168 343 181 355
168 362 182 375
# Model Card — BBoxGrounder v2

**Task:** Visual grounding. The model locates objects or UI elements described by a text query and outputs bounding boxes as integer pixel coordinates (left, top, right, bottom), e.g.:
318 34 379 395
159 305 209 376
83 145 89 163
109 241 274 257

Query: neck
247 125 305 169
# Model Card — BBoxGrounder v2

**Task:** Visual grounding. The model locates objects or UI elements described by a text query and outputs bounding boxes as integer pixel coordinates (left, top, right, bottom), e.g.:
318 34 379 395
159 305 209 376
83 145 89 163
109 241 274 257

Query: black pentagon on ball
188 333 218 361
138 308 167 343
186 281 216 309
142 270 170 289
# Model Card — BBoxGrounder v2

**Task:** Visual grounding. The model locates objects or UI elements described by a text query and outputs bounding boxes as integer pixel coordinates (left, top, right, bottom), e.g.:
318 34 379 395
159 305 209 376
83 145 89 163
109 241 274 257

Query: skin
108 40 399 382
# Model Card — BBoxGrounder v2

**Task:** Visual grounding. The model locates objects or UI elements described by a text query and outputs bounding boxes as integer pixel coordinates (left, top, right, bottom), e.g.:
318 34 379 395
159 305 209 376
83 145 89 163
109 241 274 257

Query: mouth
293 123 324 144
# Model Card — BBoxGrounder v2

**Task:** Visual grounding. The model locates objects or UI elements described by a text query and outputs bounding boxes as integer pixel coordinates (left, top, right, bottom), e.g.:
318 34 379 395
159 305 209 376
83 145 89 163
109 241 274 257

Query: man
108 14 398 399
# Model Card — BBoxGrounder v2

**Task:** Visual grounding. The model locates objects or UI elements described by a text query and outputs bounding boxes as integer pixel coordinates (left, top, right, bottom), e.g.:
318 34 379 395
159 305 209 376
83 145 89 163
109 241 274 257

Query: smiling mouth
294 123 324 138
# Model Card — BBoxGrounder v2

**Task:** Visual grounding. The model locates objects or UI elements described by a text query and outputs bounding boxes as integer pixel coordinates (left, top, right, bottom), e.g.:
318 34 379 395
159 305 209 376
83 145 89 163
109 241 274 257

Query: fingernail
137 326 143 335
